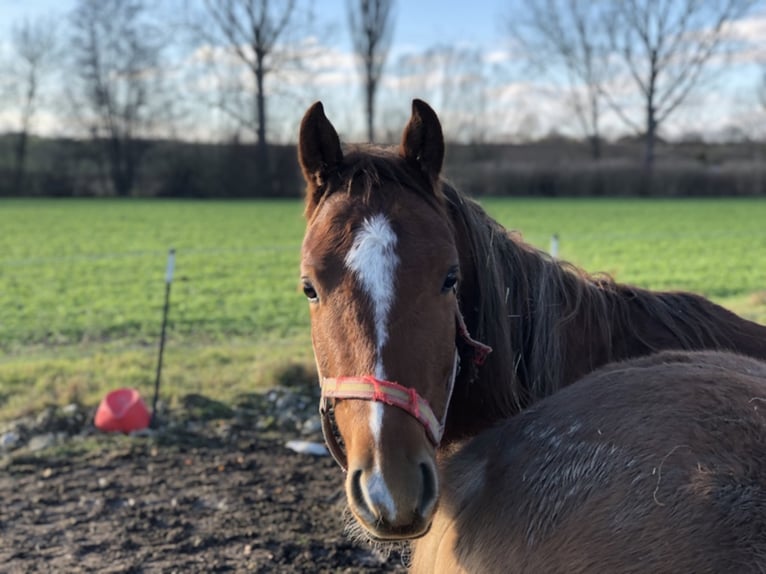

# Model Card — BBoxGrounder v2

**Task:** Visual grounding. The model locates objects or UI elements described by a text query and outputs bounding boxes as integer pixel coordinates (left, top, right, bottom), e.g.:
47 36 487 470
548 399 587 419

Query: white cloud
723 13 766 65
484 49 512 64
725 13 766 50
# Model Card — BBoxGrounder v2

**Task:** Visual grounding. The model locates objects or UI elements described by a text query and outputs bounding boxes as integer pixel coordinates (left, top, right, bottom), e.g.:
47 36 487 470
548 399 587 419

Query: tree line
1 0 764 198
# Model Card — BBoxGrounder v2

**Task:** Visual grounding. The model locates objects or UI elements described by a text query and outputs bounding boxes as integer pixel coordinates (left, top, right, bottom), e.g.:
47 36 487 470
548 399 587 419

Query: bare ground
0 427 408 573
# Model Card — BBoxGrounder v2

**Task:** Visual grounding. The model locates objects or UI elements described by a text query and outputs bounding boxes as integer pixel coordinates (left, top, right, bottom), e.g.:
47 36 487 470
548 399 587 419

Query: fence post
550 234 559 258
151 248 175 428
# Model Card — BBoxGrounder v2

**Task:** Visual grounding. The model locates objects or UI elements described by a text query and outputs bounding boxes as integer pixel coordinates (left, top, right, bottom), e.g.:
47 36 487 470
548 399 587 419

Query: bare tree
8 18 57 194
69 0 167 196
509 0 609 159
604 0 754 169
348 0 395 142
196 0 301 191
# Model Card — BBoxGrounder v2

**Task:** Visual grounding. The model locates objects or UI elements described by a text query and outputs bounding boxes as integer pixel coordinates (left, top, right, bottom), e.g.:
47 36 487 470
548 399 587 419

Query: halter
319 306 492 471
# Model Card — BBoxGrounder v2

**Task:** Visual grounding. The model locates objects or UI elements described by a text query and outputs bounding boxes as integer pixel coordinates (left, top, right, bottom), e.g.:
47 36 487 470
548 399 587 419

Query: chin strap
318 305 492 472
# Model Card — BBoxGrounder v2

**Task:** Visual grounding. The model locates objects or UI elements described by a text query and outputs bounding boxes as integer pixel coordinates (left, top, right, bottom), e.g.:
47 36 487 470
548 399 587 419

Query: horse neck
446 192 766 441
477 237 766 397
608 285 766 363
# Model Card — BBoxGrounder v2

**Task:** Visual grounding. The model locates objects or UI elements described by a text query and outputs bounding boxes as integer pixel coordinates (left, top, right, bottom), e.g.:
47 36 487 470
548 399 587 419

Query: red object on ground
94 388 151 433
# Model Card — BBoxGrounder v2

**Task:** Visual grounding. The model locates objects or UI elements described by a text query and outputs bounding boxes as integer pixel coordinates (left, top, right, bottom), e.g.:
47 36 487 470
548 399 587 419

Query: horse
410 350 766 573
297 98 766 540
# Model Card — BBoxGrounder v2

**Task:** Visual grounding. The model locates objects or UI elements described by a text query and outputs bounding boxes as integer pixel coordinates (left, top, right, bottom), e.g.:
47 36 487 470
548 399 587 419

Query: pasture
1 197 765 420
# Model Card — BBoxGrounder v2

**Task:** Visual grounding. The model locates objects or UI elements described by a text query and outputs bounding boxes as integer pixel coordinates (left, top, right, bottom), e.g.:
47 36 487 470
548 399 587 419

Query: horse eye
442 271 458 294
302 280 319 302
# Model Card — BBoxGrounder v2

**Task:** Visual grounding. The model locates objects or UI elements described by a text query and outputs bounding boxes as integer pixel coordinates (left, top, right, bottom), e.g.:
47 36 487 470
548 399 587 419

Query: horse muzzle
346 440 439 541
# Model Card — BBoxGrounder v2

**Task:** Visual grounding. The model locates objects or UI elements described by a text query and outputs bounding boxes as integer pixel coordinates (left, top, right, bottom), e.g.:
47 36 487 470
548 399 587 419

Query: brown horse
297 99 766 540
411 350 766 573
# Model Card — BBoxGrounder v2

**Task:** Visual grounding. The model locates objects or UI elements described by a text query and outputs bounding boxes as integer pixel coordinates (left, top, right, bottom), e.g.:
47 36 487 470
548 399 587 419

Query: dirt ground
0 428 408 573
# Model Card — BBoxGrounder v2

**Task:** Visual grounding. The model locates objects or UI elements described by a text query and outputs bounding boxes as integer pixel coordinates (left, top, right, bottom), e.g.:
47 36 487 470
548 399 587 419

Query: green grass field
1 198 765 421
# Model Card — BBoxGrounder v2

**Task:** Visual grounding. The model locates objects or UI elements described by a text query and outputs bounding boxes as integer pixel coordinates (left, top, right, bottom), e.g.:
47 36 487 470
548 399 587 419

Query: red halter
319 306 492 471
322 375 443 444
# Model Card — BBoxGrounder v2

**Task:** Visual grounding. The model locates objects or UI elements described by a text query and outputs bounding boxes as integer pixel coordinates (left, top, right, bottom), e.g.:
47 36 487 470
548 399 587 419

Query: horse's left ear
298 101 343 215
400 99 444 184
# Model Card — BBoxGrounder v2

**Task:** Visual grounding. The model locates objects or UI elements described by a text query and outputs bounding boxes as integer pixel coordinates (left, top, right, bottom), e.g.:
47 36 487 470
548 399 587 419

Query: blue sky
1 0 764 142
0 0 510 52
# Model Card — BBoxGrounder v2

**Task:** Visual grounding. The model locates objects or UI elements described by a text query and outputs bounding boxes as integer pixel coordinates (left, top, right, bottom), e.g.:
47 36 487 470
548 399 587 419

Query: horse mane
442 182 739 416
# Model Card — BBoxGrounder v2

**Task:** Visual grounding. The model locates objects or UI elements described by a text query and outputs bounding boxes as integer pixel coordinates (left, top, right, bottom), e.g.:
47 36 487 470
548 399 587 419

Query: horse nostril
350 469 374 518
419 462 438 517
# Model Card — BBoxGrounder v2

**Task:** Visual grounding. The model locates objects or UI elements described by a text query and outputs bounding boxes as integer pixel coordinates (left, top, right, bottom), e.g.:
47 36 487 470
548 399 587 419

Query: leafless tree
69 0 167 196
604 0 754 169
348 0 395 142
7 18 57 194
195 0 303 191
509 0 609 159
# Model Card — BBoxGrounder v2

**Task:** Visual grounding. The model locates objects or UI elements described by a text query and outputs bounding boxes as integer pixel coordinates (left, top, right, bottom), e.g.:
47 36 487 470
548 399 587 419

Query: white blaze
344 213 399 440
345 214 399 518
344 213 399 368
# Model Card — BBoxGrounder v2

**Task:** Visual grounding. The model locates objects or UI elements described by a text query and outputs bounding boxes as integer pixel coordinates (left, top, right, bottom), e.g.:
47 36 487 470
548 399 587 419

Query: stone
300 416 321 436
62 404 79 416
1 431 21 451
27 433 57 452
285 440 328 457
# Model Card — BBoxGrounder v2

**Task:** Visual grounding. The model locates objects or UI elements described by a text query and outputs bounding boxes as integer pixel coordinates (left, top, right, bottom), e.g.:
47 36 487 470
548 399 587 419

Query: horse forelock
309 145 445 219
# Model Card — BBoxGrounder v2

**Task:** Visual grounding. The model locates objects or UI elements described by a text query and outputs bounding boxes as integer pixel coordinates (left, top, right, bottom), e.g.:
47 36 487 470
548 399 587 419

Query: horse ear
298 101 343 212
400 99 444 183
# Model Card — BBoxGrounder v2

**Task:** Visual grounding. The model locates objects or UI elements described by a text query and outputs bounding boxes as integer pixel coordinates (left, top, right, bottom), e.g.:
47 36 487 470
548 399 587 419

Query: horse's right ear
298 102 343 214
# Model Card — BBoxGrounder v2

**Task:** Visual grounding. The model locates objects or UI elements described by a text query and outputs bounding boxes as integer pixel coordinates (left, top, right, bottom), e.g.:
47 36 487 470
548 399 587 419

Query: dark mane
442 182 765 438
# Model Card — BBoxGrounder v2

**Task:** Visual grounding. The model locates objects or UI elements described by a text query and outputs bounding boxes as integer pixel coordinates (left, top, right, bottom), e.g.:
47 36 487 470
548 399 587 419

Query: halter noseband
319 306 492 471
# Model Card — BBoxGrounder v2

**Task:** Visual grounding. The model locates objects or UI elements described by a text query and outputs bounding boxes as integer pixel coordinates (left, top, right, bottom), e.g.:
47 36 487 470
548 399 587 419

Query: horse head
298 100 489 540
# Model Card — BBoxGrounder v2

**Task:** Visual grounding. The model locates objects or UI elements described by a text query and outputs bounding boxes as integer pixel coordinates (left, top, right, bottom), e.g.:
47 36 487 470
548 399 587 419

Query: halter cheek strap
455 305 492 366
319 306 492 472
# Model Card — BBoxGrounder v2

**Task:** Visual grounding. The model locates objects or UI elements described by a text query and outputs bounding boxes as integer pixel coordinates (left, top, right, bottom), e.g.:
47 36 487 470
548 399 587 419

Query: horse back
417 351 766 574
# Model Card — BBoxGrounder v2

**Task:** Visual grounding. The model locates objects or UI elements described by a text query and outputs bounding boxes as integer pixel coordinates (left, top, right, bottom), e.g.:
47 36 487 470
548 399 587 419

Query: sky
0 0 508 48
1 0 765 143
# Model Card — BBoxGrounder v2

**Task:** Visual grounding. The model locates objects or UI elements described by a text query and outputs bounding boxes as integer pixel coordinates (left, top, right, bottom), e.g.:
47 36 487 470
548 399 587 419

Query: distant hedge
449 159 766 197
1 135 764 198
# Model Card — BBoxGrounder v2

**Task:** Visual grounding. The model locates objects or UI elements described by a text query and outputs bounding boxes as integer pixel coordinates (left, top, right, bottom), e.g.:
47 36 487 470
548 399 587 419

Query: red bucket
94 388 151 433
